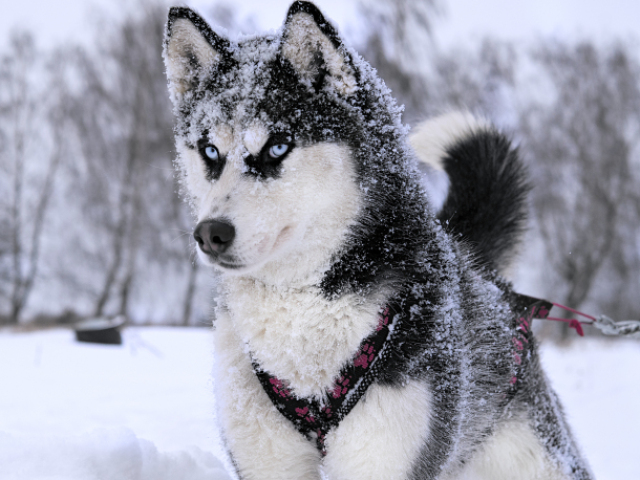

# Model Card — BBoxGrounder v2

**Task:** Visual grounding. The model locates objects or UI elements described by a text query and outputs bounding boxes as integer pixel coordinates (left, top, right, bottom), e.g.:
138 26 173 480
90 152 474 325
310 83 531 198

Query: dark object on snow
74 316 126 345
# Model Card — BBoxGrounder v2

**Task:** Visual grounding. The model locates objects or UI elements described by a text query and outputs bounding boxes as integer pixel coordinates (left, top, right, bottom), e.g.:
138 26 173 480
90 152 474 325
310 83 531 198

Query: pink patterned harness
252 306 393 455
252 295 556 455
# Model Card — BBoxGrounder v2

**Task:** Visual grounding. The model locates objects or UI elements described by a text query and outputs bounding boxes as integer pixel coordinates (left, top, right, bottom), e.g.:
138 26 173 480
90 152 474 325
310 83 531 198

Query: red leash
543 302 597 337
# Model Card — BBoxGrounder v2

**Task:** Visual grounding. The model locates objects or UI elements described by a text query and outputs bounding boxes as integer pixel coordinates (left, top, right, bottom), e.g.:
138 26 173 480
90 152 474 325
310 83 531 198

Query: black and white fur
162 2 592 479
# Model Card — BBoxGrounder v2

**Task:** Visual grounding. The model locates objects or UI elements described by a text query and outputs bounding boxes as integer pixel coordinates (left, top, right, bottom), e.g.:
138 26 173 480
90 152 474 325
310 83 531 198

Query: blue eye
204 145 219 160
268 144 289 159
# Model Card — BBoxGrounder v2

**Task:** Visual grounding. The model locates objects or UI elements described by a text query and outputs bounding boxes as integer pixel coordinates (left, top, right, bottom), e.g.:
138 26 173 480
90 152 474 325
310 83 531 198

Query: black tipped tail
411 113 530 273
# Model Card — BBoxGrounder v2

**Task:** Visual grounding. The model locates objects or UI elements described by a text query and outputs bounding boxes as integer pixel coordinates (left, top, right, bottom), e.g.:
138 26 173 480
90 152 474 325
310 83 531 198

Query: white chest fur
222 276 387 399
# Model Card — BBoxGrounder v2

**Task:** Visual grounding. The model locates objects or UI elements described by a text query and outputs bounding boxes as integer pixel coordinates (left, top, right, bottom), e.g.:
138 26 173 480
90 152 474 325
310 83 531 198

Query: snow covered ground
0 326 638 479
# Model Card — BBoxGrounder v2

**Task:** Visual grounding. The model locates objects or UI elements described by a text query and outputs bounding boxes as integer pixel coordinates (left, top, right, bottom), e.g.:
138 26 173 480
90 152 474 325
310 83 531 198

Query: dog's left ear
281 1 358 96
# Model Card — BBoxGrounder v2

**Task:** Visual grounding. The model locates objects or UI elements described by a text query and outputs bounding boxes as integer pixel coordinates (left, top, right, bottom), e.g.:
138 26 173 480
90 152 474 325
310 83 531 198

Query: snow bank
0 327 233 479
0 428 231 480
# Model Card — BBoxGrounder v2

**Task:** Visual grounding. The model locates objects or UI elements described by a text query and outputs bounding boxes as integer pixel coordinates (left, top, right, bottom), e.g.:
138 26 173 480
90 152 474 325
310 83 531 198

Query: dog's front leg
213 312 322 480
322 381 432 480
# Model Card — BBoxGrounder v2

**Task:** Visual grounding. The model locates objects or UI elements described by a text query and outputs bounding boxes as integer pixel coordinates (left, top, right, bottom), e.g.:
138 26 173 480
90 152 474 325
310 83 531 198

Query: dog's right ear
163 7 232 104
281 1 358 97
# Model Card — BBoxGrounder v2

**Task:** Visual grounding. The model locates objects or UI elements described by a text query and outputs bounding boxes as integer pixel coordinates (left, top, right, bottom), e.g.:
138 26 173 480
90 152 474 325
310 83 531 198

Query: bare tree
0 32 67 324
428 39 518 122
520 41 640 336
59 2 219 324
357 0 441 123
67 4 172 320
358 0 517 126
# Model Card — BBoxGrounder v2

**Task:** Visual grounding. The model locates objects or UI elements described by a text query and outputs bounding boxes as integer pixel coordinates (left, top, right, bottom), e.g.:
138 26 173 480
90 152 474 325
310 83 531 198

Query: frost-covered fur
162 2 592 479
409 112 490 172
440 419 568 480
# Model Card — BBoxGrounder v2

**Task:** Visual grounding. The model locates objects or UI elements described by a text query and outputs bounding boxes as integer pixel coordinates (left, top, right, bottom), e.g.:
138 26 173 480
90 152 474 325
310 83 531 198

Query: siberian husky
162 2 592 479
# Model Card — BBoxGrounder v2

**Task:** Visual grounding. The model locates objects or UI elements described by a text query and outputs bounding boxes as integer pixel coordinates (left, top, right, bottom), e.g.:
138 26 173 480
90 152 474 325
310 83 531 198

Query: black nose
194 219 236 255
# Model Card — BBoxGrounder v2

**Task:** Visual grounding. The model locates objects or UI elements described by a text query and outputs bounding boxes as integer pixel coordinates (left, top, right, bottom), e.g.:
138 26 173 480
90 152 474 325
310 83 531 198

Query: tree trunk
181 260 199 326
8 111 26 325
93 131 139 317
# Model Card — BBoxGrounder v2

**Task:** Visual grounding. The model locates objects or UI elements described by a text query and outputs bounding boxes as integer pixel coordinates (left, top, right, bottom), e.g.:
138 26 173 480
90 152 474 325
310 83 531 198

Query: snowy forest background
1 0 640 339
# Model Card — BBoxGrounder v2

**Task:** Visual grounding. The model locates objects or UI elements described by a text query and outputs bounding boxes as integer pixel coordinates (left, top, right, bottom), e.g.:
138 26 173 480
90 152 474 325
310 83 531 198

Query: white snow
0 327 638 479
0 327 232 480
539 338 640 480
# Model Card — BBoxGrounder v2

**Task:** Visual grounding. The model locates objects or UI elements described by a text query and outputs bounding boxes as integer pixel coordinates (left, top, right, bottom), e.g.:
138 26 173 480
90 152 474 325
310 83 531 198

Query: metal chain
594 315 640 338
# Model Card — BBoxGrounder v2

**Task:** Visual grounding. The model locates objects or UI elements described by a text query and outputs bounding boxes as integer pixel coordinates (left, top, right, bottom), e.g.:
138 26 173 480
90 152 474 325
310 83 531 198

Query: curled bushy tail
410 112 529 273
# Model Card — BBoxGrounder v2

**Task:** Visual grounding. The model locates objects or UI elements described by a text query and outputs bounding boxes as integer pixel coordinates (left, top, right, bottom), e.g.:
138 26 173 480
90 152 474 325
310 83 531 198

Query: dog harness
251 297 546 456
506 294 553 397
252 306 394 455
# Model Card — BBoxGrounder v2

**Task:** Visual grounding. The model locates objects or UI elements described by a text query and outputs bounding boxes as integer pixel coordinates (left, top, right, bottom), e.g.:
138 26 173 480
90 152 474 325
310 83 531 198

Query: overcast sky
1 0 639 50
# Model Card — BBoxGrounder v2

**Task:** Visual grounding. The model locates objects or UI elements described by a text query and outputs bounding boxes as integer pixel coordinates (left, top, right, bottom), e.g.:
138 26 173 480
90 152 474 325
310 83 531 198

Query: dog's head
164 1 407 283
